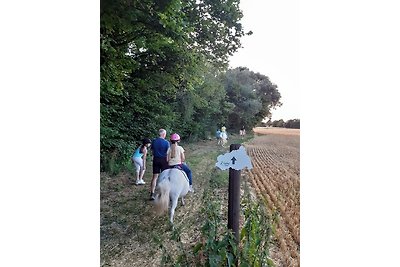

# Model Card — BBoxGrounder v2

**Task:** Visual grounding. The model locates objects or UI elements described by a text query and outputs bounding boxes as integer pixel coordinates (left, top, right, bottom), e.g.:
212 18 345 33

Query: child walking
220 126 228 147
167 133 194 192
131 138 152 185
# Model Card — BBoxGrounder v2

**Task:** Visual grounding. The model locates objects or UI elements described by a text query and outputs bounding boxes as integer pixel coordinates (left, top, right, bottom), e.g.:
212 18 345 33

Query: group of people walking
131 129 193 200
132 125 244 200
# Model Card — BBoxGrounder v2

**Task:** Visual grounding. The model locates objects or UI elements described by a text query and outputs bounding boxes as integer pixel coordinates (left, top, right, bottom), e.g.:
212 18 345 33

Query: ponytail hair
170 140 178 159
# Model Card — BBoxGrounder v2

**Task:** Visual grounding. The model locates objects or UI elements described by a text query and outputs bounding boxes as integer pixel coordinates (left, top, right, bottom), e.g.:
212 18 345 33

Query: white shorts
132 157 144 172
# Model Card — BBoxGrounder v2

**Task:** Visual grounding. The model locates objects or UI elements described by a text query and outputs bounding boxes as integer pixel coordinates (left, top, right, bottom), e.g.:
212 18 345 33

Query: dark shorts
152 157 168 174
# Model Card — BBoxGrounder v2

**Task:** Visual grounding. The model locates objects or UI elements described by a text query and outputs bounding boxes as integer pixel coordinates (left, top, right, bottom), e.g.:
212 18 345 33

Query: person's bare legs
135 171 140 184
150 173 159 199
138 168 146 184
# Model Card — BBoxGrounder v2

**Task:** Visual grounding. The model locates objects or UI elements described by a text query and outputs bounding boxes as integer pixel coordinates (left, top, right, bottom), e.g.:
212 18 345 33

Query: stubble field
245 127 300 267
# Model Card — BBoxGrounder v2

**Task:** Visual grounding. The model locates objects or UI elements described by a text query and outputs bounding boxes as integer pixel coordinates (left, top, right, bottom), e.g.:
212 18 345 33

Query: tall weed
191 180 274 266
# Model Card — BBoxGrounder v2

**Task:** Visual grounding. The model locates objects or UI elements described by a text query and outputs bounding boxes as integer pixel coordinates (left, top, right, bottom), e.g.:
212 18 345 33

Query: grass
210 168 229 188
101 132 275 266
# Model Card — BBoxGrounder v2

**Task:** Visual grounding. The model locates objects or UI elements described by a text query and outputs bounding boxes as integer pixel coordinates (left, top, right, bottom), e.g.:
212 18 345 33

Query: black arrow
231 157 237 164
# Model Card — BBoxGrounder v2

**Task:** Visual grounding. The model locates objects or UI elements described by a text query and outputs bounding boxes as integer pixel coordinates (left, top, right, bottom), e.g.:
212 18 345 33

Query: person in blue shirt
149 129 170 200
216 129 221 145
131 138 152 185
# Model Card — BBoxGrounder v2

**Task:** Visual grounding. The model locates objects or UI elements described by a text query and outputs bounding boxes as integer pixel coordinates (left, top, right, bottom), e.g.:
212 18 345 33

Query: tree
100 0 248 172
223 67 282 131
284 119 300 129
272 119 285 128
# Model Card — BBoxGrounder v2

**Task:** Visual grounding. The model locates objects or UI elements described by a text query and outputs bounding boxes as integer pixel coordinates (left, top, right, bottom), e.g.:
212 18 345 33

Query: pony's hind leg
169 195 179 224
181 196 185 206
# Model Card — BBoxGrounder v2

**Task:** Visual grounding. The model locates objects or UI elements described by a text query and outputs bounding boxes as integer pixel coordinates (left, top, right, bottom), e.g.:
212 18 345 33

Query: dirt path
100 137 242 266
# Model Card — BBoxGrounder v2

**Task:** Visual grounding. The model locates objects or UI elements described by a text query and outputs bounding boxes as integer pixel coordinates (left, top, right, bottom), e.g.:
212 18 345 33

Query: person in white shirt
220 126 228 147
167 133 193 192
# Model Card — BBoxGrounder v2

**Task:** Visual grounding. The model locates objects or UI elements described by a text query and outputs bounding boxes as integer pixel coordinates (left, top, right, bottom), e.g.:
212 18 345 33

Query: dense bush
100 0 282 173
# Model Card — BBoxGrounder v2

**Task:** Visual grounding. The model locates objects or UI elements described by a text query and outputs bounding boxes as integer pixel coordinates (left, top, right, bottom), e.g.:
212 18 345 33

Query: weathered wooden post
228 143 241 243
215 143 252 265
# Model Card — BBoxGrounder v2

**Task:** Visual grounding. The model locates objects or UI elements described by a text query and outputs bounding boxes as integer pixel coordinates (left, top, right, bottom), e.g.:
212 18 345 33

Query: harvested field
245 127 300 267
254 126 300 136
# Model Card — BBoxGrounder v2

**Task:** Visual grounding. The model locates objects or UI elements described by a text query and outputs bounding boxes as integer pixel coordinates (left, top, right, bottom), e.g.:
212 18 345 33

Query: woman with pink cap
167 133 193 192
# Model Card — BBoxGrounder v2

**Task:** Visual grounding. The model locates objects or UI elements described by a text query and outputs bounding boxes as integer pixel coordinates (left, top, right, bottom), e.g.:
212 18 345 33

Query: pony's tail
154 179 170 215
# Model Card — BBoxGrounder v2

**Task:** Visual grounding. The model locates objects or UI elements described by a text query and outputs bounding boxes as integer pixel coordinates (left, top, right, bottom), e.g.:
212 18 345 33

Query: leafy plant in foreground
192 182 274 266
239 185 274 267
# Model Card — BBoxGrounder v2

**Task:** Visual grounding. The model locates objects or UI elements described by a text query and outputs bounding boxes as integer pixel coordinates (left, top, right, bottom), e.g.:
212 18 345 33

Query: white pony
153 168 190 224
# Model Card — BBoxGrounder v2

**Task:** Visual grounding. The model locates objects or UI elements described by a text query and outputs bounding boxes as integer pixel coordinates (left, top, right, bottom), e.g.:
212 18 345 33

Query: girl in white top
167 133 193 192
220 126 228 147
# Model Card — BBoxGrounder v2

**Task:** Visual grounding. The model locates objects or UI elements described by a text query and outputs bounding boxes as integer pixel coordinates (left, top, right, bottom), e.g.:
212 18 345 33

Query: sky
229 0 299 121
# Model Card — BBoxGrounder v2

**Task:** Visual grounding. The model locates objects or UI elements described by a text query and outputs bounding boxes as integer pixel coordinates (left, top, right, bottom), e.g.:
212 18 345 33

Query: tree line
100 0 282 172
263 119 300 129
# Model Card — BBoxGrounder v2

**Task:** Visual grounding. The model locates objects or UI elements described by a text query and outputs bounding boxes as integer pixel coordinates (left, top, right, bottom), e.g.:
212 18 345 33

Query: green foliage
239 186 274 267
271 119 285 128
284 119 300 129
100 0 249 172
193 192 237 267
271 119 300 129
100 1 282 174
210 168 229 189
190 185 274 267
224 67 282 132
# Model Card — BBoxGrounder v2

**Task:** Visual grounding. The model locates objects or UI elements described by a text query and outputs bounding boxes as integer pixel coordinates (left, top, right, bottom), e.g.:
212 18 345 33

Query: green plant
210 168 229 189
191 179 274 267
193 196 237 267
239 185 274 267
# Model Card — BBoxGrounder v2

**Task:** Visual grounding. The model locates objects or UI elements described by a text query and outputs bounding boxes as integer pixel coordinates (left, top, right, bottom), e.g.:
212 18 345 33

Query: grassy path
100 134 252 266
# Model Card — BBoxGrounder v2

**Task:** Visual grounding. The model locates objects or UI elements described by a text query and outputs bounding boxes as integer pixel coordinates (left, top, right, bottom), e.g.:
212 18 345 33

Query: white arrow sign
216 146 253 171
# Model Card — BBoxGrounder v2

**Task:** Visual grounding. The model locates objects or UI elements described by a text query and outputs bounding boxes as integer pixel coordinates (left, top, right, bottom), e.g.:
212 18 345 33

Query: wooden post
228 143 241 243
